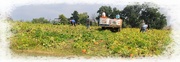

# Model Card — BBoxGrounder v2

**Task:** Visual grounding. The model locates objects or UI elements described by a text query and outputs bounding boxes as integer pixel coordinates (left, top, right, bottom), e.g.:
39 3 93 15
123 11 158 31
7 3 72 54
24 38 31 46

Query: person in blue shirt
116 14 120 19
71 18 76 26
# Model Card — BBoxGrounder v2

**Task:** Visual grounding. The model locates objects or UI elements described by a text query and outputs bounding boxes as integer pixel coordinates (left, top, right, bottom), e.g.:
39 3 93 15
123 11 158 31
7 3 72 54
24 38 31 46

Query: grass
10 21 172 58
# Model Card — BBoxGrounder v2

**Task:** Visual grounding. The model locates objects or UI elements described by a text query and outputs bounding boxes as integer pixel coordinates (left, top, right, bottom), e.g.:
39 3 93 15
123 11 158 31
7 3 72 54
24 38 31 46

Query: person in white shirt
140 20 148 32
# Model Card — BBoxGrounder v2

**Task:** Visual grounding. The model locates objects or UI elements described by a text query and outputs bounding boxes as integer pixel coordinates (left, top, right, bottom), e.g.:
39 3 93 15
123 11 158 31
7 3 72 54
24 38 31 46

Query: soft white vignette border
0 0 180 62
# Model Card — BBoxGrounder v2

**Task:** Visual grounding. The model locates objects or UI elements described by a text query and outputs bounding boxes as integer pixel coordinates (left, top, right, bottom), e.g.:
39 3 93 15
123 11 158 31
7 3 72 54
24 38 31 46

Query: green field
10 22 172 58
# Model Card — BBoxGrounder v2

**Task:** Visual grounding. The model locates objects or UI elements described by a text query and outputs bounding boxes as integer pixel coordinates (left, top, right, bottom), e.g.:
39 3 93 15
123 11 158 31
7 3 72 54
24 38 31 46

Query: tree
121 4 143 28
59 14 68 24
78 12 89 25
140 7 167 29
121 2 167 29
109 7 121 19
32 17 49 23
71 11 79 24
96 6 112 20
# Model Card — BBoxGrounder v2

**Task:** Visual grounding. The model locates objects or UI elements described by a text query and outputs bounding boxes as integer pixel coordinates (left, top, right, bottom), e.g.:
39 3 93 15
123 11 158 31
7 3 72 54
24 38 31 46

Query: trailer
99 17 123 32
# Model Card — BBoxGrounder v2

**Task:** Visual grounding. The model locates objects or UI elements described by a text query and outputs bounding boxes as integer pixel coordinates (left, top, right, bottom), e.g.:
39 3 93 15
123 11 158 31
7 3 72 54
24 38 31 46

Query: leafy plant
10 22 172 57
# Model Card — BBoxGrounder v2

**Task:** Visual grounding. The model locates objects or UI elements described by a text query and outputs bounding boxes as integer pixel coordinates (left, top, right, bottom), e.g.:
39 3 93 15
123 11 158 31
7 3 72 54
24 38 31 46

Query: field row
10 22 172 58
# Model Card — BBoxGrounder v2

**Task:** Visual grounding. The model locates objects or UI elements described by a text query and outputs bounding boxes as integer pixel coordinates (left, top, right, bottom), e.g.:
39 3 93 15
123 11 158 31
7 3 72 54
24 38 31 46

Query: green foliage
32 17 50 24
121 3 167 29
51 20 61 25
10 22 172 57
96 2 167 29
109 7 121 19
71 11 79 24
139 7 167 29
96 6 113 20
78 12 89 25
121 4 142 28
96 6 122 19
97 6 112 17
59 14 69 25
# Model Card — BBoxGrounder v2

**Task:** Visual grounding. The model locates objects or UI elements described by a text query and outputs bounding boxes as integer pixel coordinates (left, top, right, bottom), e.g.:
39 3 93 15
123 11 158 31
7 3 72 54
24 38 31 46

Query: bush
32 17 50 24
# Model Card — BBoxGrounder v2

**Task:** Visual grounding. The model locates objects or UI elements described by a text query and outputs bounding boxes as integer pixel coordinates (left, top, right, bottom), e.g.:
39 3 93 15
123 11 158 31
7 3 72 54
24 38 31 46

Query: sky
10 2 171 26
11 3 126 21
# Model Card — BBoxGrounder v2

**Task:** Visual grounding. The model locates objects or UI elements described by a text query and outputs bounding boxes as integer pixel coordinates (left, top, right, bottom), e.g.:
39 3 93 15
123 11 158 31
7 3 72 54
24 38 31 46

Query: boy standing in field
86 16 91 29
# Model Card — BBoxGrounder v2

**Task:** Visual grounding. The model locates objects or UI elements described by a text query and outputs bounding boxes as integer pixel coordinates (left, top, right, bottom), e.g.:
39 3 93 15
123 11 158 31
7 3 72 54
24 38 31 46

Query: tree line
31 2 167 29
